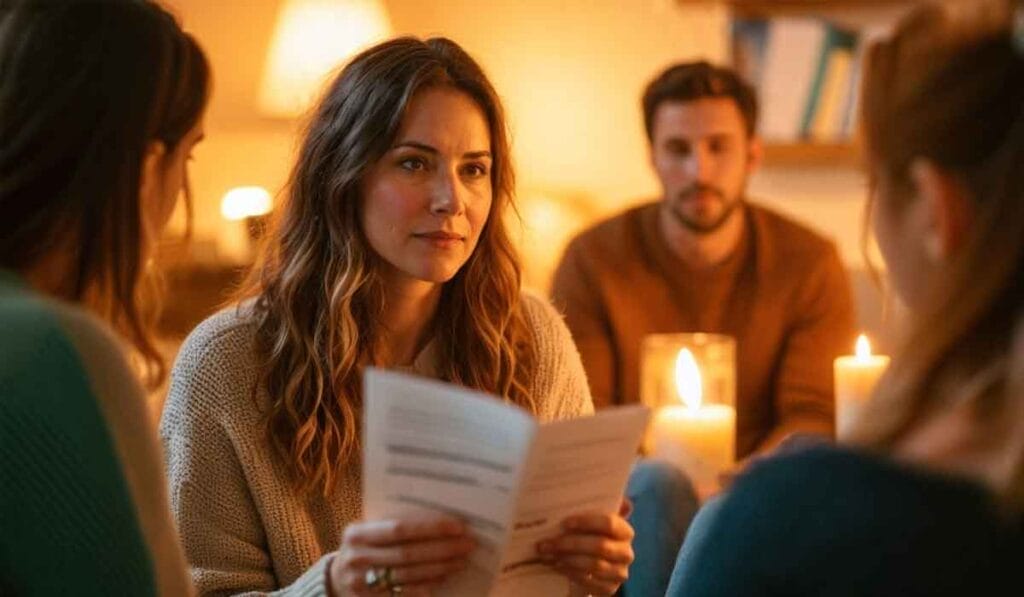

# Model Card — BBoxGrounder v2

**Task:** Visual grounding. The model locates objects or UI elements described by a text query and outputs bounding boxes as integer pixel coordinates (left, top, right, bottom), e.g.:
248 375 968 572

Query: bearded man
551 60 856 597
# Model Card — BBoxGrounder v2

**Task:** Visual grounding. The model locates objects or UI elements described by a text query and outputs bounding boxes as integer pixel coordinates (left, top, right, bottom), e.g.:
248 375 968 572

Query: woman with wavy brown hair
1 0 208 594
667 1 1024 595
161 36 634 596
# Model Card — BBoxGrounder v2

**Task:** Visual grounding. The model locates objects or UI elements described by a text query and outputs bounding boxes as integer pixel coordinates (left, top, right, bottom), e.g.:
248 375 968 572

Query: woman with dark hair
0 0 209 594
667 1 1024 595
162 36 634 596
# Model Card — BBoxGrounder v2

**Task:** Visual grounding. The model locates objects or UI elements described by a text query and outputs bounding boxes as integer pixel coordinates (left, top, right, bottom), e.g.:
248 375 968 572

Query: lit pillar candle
834 334 890 440
651 348 736 497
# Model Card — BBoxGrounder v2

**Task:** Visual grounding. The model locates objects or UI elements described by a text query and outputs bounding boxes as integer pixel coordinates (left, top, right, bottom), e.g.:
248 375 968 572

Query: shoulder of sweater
518 291 595 418
565 201 657 257
732 446 868 494
0 290 128 380
709 447 865 536
174 301 259 371
48 301 133 369
44 302 147 422
163 301 260 425
519 290 571 346
748 202 841 262
722 446 1002 541
692 447 1015 594
0 294 153 477
1 287 86 341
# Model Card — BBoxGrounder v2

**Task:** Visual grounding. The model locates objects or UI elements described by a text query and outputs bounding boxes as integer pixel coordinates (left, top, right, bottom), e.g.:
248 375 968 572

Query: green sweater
0 270 191 596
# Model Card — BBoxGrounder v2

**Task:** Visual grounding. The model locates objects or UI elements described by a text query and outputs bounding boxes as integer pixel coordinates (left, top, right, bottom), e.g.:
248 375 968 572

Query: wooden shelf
676 0 918 10
761 142 862 169
677 0 914 5
676 0 921 25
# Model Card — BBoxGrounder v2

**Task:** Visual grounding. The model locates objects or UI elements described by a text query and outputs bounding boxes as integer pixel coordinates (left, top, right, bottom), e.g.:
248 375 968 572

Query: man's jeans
623 459 700 596
664 495 726 595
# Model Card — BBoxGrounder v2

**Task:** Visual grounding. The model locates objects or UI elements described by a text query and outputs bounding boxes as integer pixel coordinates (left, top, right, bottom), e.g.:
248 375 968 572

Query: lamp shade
258 0 392 118
220 186 272 221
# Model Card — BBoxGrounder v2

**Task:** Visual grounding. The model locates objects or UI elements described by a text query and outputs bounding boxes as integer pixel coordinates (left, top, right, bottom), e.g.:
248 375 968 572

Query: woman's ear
909 158 974 262
138 140 167 207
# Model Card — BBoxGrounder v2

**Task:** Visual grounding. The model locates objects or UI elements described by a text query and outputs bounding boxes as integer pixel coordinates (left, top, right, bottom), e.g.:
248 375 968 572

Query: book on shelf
803 25 857 141
362 368 650 597
732 16 868 144
731 17 770 89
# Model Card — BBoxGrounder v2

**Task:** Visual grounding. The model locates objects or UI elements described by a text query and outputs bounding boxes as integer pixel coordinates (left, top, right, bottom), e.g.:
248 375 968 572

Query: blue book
731 18 770 89
800 24 858 139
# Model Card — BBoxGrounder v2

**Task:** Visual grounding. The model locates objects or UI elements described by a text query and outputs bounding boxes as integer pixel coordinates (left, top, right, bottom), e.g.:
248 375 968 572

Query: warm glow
221 186 272 221
512 192 591 292
259 0 393 117
855 334 872 360
522 198 571 232
674 348 703 409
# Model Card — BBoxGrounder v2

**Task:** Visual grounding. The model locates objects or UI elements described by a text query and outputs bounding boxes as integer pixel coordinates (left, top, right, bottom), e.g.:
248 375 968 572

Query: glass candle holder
641 333 736 496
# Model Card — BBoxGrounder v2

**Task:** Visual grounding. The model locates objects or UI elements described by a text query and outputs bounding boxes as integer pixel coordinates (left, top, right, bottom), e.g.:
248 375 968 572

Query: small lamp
219 186 272 263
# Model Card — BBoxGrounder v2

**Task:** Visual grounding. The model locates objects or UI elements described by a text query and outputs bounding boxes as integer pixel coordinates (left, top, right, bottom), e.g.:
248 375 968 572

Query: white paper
493 406 650 596
363 368 650 597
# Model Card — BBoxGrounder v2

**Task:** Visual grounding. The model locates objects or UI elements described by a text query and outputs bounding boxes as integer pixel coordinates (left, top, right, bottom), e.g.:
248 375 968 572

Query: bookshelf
677 0 920 168
762 141 861 169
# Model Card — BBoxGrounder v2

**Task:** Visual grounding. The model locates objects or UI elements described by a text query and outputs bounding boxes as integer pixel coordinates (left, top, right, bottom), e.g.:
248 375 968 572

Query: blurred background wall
155 0 887 384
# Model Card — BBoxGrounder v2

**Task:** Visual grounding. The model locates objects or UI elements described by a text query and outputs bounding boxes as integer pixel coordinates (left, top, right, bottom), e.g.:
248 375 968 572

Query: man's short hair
642 61 759 141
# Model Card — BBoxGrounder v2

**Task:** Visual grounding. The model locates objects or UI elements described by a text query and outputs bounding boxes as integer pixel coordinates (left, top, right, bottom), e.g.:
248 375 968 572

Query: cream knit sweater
160 293 594 596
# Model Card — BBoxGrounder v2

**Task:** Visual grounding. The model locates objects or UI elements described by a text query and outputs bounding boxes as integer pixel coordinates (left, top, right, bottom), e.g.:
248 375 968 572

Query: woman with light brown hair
666 1 1024 595
161 36 634 596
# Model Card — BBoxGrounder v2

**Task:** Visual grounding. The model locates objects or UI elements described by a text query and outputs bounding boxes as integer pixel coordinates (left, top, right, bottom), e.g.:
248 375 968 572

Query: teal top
0 269 156 596
669 446 1024 596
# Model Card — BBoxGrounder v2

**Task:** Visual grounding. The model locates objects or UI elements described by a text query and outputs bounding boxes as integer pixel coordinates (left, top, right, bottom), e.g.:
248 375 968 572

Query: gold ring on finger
364 566 394 592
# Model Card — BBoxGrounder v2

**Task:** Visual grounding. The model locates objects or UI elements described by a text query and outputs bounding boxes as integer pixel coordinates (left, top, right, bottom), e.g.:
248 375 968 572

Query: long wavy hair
241 37 536 497
0 0 210 387
852 0 1024 505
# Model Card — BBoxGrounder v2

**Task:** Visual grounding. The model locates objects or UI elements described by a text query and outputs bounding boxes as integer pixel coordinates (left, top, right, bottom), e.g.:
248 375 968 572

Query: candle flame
855 334 872 359
674 348 703 409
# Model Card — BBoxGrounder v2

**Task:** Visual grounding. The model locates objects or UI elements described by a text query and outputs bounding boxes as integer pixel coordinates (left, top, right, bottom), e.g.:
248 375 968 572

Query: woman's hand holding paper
536 498 635 596
329 513 476 596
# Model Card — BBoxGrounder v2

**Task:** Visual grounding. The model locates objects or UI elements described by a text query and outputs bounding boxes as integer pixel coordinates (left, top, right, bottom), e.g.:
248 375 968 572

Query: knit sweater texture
0 269 193 597
160 292 594 596
551 202 856 457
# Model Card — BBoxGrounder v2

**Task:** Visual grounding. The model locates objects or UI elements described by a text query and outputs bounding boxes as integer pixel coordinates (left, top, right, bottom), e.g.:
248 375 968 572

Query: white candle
834 334 890 440
651 349 736 496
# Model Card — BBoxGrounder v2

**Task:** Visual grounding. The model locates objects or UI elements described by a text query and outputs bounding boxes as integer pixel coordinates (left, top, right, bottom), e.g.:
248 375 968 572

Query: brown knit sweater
160 292 594 596
551 201 855 458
